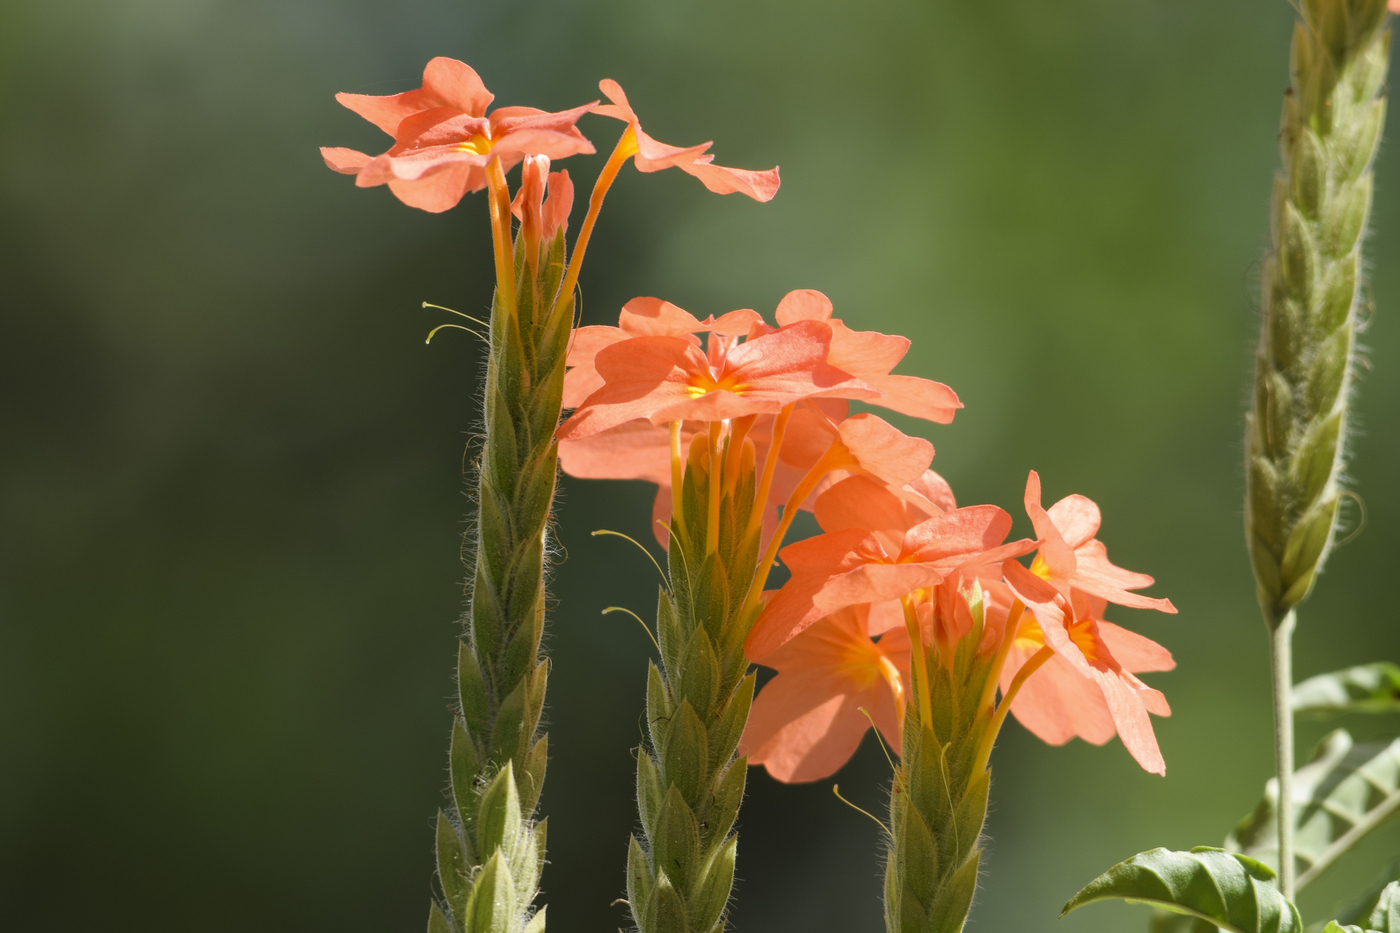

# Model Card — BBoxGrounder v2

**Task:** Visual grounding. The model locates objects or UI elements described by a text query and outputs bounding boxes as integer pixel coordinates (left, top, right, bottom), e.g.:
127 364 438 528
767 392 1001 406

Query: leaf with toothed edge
1062 847 1302 933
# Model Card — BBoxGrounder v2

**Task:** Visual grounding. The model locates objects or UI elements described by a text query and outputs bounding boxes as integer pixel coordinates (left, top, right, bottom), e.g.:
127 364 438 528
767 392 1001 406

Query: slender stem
1271 609 1297 900
742 404 794 546
977 600 1025 718
557 126 637 312
902 596 934 733
974 645 1053 776
737 443 842 619
1296 785 1400 889
484 158 517 320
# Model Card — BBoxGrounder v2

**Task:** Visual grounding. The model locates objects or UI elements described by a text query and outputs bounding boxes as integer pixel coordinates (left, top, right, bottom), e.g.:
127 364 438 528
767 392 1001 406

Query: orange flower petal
774 289 834 325
321 146 373 174
744 609 902 783
834 414 933 487
595 79 780 202
1096 621 1175 673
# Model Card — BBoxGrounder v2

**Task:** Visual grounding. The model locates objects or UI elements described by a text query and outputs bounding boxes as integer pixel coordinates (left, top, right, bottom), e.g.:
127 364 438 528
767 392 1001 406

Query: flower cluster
744 468 1176 783
557 289 966 933
560 289 1177 786
558 289 959 549
323 59 777 214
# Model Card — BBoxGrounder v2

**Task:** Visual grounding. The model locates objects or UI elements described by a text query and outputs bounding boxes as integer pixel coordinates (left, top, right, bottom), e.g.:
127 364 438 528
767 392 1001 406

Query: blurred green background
4 0 1400 930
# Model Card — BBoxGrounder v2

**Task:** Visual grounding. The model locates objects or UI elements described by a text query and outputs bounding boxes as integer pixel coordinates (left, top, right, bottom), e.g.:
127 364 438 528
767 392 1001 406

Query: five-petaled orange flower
744 466 1177 781
557 290 961 548
1002 562 1174 774
747 487 1035 658
322 57 596 212
556 319 875 440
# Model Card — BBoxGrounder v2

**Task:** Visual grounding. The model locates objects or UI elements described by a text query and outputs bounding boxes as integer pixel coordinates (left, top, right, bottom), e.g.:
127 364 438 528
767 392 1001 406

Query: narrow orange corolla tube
974 645 1053 775
558 126 638 310
484 156 518 320
743 403 793 545
669 420 686 542
978 599 1025 717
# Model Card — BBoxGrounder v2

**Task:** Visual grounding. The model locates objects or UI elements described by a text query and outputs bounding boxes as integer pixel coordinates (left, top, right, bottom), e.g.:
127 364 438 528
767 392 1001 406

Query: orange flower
555 320 875 440
322 57 596 212
1002 561 1173 774
747 483 1034 658
1022 471 1177 614
562 297 761 408
742 606 906 783
595 80 780 202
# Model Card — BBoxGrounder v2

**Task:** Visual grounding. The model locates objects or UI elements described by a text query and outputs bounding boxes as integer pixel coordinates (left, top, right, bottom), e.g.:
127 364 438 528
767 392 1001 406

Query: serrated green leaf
1320 923 1364 933
1061 847 1302 933
1226 730 1400 887
1294 663 1400 716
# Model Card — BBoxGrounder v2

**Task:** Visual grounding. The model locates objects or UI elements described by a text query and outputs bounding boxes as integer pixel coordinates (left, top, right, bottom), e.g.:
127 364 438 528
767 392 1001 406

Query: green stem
428 226 574 933
1242 3 1391 906
627 424 763 933
1271 609 1297 901
885 613 998 933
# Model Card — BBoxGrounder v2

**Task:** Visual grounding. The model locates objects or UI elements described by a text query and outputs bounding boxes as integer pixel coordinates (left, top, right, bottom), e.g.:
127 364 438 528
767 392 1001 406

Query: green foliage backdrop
3 1 1399 930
